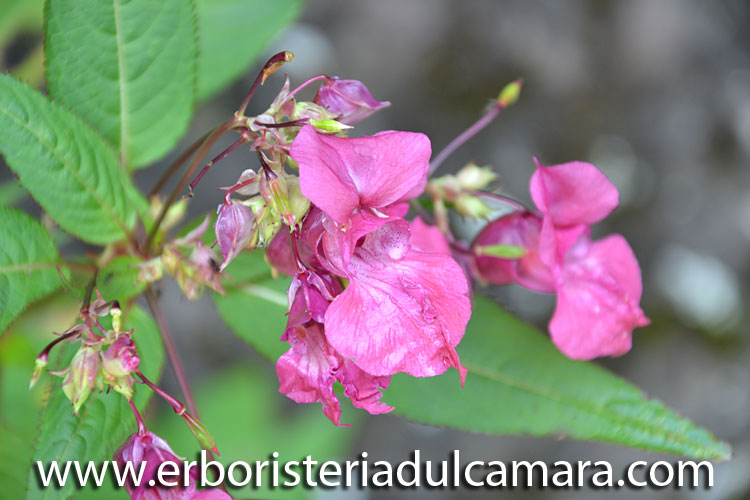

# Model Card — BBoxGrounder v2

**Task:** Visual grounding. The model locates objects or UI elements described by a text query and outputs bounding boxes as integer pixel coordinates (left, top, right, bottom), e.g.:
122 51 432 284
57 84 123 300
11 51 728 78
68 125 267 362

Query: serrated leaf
0 208 66 334
386 296 731 460
0 74 144 245
25 306 165 500
97 256 145 302
212 250 289 360
195 0 303 101
44 0 198 169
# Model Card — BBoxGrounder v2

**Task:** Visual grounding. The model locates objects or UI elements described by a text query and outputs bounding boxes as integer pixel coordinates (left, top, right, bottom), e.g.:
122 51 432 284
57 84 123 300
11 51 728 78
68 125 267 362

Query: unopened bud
497 78 523 108
215 201 255 271
29 355 48 389
310 119 352 133
293 102 333 122
182 411 220 455
475 244 526 259
61 345 101 415
102 336 140 378
455 163 497 191
454 194 494 219
261 51 294 85
314 77 390 125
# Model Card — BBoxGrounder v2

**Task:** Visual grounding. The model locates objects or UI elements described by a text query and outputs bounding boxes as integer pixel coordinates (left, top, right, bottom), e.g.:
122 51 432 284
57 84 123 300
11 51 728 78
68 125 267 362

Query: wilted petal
530 159 619 227
276 324 345 426
324 223 470 381
314 77 390 125
549 235 650 359
215 201 255 271
291 125 430 224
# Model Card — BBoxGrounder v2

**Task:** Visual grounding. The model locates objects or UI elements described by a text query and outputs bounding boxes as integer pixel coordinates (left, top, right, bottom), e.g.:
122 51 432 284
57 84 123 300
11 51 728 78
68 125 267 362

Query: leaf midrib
112 0 129 167
462 361 726 458
0 102 130 239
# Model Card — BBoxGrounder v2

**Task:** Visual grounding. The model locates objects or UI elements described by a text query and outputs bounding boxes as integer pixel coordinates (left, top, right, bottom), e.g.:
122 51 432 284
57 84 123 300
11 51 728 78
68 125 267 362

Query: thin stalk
149 130 212 197
128 399 147 435
237 51 293 116
143 287 198 418
285 74 329 101
143 118 240 254
189 131 252 194
429 103 505 175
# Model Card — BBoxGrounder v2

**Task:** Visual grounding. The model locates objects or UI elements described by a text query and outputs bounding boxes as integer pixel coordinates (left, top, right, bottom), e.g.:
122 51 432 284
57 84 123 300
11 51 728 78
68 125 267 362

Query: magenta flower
102 336 140 377
291 125 430 259
277 323 392 427
314 77 390 125
214 201 254 271
114 431 230 500
409 216 452 254
322 221 470 381
473 160 649 359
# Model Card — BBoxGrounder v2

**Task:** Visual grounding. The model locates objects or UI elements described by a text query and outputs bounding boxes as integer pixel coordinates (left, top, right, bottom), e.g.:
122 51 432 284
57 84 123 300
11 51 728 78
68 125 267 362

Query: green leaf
0 0 43 49
195 0 303 101
44 0 198 169
97 256 145 302
212 250 290 360
0 208 66 334
25 306 165 500
386 296 731 460
152 364 355 500
0 74 143 244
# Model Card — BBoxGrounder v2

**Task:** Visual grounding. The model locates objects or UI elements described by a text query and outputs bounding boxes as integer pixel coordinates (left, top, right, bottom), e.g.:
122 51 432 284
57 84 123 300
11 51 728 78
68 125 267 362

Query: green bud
61 345 101 415
182 411 219 454
29 356 48 389
454 194 494 219
310 119 353 133
455 163 498 191
475 244 526 259
497 78 523 108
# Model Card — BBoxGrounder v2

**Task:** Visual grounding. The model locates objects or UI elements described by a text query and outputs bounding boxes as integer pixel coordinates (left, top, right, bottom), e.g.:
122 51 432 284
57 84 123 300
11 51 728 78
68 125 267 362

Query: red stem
189 131 252 194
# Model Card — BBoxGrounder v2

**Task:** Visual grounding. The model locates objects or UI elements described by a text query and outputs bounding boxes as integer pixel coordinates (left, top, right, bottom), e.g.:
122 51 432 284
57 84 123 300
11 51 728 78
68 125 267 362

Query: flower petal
549 235 650 359
324 225 470 381
530 159 619 227
410 216 451 254
292 125 430 223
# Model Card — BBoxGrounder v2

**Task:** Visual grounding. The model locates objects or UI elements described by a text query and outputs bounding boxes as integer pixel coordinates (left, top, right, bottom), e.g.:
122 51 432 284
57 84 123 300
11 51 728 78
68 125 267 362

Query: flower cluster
471 159 650 359
204 56 648 423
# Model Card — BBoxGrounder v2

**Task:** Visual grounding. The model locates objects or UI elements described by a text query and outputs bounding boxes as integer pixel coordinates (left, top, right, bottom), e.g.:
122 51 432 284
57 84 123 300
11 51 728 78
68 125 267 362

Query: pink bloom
290 125 430 239
314 77 390 125
286 270 342 327
322 221 470 381
114 432 230 500
473 160 649 359
277 323 392 427
214 201 254 271
409 216 451 254
102 336 140 377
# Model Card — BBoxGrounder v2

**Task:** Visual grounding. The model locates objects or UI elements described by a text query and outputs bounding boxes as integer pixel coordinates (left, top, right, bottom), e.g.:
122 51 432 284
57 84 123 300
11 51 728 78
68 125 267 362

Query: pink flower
277 323 392 427
102 336 140 377
214 201 254 271
114 431 230 500
290 125 430 260
322 221 470 381
473 160 649 359
314 77 390 125
409 216 451 254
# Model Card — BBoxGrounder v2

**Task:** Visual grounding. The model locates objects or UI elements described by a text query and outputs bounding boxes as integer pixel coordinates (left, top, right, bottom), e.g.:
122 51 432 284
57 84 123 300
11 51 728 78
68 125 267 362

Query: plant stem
128 399 147 435
143 118 240 254
285 74 329 101
429 103 505 175
143 287 199 419
148 130 212 197
237 51 293 116
189 131 252 194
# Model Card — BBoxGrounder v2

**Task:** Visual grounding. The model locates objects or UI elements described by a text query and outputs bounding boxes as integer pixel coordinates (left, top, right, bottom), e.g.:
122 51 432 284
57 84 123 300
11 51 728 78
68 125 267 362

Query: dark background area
2 1 749 499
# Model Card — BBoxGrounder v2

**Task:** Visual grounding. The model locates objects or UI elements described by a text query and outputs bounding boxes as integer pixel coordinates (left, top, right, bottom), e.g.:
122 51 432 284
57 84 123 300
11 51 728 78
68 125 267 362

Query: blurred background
2 0 748 499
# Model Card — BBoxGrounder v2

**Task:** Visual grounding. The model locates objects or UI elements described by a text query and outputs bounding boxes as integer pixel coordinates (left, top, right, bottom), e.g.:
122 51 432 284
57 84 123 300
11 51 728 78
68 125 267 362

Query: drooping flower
114 431 230 500
473 160 649 359
314 77 390 125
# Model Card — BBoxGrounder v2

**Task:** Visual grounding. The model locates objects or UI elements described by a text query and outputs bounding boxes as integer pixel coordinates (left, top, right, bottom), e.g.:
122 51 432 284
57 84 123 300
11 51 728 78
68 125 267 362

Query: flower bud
102 336 140 378
260 171 297 228
455 163 497 191
60 345 101 415
182 411 220 455
29 354 48 389
310 118 352 134
314 77 390 125
215 201 255 271
454 193 494 219
293 101 334 122
497 78 523 108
